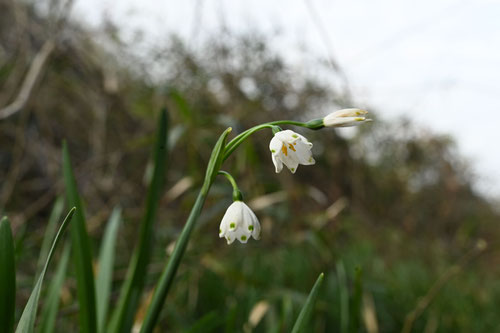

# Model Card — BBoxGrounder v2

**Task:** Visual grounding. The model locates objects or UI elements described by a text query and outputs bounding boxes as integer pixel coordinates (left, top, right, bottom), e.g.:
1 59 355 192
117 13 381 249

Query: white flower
269 130 315 174
219 201 261 244
323 108 371 127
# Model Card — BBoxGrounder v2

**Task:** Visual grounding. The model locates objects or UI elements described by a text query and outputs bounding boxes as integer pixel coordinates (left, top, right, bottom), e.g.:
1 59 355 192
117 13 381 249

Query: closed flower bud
323 108 371 127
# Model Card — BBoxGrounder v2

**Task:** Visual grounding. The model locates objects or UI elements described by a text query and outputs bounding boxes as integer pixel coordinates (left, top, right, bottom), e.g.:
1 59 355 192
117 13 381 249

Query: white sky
73 0 500 198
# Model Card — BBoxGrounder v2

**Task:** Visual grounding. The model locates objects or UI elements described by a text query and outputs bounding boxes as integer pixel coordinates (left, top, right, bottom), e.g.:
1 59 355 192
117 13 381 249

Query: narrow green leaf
204 127 232 190
291 272 324 333
109 109 168 333
39 243 71 333
337 261 349 333
36 197 64 277
15 208 75 333
0 216 16 333
96 207 122 333
62 142 97 333
139 127 232 333
349 266 363 333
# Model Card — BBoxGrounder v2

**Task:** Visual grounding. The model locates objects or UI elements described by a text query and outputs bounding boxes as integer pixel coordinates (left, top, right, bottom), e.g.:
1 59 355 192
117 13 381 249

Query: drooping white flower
269 130 315 174
219 201 261 244
323 108 371 127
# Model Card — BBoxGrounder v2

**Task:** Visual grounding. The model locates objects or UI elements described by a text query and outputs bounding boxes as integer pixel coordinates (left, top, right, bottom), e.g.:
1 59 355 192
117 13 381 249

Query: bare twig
401 239 488 333
0 39 55 120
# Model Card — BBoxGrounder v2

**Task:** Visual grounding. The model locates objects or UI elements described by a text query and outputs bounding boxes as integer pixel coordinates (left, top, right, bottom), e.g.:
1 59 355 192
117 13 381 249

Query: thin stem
139 191 208 333
218 171 242 201
223 120 309 162
218 171 238 191
140 128 230 332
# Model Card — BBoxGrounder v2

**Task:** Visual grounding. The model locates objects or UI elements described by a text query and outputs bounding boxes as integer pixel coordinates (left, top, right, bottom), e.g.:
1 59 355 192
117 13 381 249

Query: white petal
280 153 299 173
326 108 367 121
219 201 243 237
294 141 315 165
296 133 313 147
274 129 301 143
269 135 283 155
251 219 261 240
272 153 283 173
325 116 368 127
244 207 261 240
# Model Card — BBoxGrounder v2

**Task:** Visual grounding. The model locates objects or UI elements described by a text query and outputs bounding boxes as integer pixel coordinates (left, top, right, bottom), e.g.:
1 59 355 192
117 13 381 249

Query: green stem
140 128 231 332
218 171 242 201
223 119 322 161
139 190 208 333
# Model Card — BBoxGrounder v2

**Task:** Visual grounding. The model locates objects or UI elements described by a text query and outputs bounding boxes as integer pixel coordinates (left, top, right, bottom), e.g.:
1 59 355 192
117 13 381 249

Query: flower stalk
140 108 370 331
139 127 231 332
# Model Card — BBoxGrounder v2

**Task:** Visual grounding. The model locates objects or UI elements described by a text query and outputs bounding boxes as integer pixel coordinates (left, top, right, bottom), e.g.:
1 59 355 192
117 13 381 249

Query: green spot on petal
219 228 222 234
248 225 254 231
292 134 298 138
230 222 235 229
291 168 295 172
241 235 247 241
271 149 276 153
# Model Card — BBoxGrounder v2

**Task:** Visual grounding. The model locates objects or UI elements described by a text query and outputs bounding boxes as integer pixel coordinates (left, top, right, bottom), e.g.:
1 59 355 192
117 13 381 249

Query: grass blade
36 197 64 277
139 127 231 333
39 243 71 333
109 109 168 333
96 207 122 333
0 216 16 333
291 272 325 333
62 142 97 333
15 208 75 333
337 261 349 333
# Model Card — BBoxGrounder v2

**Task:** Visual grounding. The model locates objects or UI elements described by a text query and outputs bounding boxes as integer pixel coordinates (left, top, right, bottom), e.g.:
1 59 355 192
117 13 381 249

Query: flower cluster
218 108 370 245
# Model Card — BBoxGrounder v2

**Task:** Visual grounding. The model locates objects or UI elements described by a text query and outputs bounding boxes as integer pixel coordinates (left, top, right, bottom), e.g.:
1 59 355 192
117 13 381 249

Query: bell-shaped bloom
269 130 315 173
219 201 261 244
323 108 371 127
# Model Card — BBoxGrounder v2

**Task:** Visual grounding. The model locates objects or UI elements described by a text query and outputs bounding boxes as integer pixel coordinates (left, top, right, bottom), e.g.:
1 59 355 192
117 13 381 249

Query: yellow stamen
281 144 288 156
288 143 296 152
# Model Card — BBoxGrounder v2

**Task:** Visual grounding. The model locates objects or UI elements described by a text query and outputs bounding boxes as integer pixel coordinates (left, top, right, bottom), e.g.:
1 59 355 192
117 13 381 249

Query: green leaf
39 243 71 333
139 127 232 333
109 109 168 333
203 127 233 192
291 273 325 333
0 216 16 333
36 197 64 278
349 266 363 333
96 207 122 333
15 208 75 333
62 142 97 333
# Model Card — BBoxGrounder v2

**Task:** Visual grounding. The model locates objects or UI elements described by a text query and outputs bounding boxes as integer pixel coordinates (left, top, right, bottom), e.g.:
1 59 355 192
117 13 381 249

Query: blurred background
1 0 500 331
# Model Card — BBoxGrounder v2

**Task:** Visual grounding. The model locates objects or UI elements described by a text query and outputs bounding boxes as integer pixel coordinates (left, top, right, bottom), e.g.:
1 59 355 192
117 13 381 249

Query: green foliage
140 127 231 333
108 109 168 333
36 197 64 278
96 207 122 332
62 143 97 333
15 208 75 333
39 243 71 333
0 217 16 333
292 272 324 333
